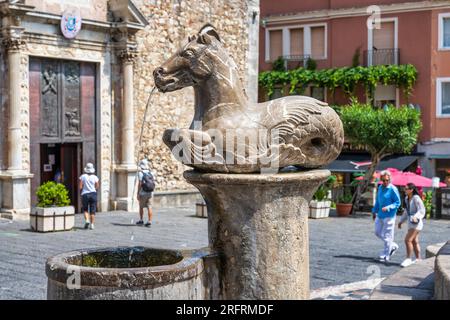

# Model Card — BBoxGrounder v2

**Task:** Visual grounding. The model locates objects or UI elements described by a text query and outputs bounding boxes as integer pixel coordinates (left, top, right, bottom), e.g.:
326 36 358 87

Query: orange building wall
431 9 450 139
260 3 450 141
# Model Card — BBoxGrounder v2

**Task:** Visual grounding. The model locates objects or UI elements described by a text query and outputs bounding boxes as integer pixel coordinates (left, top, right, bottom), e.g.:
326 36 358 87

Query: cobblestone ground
1 207 449 300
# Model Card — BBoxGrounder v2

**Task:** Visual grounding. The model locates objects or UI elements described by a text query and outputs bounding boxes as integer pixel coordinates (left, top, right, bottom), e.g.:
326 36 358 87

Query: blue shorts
82 192 97 214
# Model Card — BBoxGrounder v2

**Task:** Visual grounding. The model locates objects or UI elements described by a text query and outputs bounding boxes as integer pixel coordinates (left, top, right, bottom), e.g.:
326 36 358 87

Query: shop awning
324 154 419 173
428 154 450 159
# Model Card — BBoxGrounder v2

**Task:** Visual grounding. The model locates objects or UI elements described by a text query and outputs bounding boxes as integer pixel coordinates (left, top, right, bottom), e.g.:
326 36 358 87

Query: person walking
136 159 156 227
372 170 401 262
79 163 99 230
398 183 426 267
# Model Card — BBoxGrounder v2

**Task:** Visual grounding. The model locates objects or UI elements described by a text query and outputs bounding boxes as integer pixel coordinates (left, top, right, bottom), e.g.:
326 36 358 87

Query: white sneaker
89 223 95 230
378 255 386 262
400 258 413 267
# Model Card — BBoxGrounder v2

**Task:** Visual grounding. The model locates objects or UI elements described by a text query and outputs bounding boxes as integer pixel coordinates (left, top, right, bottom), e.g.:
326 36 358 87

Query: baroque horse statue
153 24 344 173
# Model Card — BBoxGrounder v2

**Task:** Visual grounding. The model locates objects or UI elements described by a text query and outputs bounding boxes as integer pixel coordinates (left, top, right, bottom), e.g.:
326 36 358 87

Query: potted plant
336 189 353 217
422 191 433 219
30 181 75 232
309 175 336 219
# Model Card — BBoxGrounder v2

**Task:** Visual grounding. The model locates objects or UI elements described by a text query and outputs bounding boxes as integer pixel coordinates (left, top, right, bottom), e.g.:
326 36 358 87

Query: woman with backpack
398 183 426 267
136 159 156 227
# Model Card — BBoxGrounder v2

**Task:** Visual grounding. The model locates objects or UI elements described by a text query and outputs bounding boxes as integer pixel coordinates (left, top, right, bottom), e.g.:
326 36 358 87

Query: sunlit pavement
1 208 449 299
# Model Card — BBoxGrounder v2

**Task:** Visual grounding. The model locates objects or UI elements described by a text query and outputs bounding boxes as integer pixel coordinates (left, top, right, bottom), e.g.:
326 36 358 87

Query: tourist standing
398 183 426 267
136 159 156 227
372 170 401 262
79 163 99 230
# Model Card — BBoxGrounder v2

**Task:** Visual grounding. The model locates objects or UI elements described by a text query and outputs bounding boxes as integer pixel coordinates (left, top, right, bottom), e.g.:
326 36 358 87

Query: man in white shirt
79 163 99 230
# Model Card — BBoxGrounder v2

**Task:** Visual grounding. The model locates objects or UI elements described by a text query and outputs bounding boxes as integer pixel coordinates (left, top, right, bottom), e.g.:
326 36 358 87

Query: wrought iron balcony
364 48 400 66
282 54 311 70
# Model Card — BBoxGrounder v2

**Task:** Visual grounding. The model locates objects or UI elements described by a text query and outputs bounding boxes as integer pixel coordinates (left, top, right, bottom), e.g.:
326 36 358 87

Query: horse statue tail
261 96 344 169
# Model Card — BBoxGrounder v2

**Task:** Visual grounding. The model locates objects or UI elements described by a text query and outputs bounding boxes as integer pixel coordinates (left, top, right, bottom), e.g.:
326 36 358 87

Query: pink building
260 0 450 186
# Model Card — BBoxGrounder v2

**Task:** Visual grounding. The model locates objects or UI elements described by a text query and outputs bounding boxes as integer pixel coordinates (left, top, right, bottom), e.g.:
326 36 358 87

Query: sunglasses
381 179 390 182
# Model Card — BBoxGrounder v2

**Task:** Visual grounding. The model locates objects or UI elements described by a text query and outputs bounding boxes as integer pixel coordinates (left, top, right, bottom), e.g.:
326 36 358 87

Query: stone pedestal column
184 169 330 300
115 49 138 211
0 36 33 220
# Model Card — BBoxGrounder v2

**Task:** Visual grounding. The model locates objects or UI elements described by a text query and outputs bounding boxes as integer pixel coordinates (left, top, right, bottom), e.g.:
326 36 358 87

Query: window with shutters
265 23 327 63
269 29 283 61
437 78 450 117
439 13 450 50
311 26 325 59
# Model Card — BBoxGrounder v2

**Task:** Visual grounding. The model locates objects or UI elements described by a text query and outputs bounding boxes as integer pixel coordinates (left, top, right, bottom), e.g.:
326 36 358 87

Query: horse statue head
153 25 344 173
153 24 241 93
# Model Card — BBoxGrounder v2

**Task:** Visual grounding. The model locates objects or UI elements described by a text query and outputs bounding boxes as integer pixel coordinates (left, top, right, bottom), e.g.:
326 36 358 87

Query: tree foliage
339 101 422 212
340 102 422 156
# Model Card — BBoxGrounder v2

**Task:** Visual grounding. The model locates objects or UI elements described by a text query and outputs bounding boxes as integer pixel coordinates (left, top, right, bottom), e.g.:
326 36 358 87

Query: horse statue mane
153 24 344 173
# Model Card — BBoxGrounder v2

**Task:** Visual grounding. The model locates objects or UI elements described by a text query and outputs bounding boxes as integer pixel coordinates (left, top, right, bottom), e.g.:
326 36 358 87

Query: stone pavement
1 207 450 300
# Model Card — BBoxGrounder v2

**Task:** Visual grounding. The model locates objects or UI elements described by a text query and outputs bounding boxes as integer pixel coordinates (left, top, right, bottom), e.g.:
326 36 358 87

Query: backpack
141 172 155 192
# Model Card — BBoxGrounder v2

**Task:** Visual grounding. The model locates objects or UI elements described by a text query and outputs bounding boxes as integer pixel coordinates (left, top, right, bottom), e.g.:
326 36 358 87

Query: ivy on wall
258 64 418 101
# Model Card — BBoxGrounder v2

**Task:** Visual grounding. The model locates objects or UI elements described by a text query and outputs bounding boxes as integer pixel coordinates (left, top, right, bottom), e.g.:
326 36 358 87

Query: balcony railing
364 48 400 66
282 54 311 70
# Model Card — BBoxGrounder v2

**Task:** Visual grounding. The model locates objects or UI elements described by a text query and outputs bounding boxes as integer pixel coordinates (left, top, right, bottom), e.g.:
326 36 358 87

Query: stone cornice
119 47 138 63
25 33 109 53
25 12 146 34
263 0 450 26
0 2 35 17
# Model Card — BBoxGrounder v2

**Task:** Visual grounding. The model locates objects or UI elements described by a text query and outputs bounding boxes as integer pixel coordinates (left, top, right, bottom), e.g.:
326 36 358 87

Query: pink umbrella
355 168 447 188
388 171 447 188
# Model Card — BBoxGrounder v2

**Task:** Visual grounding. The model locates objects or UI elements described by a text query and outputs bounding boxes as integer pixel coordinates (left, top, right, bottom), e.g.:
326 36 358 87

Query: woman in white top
79 163 99 230
398 183 426 267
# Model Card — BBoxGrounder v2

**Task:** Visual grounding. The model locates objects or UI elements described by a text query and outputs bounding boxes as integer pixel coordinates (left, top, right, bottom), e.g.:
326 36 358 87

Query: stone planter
309 200 331 219
30 206 75 232
336 203 352 217
196 201 207 218
46 246 220 300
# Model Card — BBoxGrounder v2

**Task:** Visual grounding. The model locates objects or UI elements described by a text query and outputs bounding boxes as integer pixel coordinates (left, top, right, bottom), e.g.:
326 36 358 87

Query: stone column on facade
246 0 260 104
115 48 139 212
0 32 33 220
5 38 24 171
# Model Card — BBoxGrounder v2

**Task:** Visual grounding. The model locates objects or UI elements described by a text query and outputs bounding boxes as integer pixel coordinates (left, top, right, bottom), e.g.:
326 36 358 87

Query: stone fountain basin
46 246 215 300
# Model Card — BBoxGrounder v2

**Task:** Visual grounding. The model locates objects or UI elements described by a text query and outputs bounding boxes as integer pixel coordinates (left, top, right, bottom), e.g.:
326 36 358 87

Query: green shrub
352 47 361 67
422 191 433 219
337 190 353 204
305 57 317 71
313 175 337 201
36 181 71 207
272 56 286 72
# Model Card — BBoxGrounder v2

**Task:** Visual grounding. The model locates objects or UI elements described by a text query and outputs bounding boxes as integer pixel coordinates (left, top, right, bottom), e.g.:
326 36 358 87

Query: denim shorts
82 192 97 214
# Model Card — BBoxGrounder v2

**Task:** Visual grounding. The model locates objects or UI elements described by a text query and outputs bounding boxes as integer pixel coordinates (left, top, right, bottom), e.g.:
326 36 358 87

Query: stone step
369 258 435 300
426 242 446 258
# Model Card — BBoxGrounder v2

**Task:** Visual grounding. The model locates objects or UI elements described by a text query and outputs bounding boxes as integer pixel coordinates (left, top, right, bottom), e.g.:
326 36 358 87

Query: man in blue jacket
372 170 401 262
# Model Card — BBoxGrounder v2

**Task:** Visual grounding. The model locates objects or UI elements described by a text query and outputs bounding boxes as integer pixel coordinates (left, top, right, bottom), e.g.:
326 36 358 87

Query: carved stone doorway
29 58 97 212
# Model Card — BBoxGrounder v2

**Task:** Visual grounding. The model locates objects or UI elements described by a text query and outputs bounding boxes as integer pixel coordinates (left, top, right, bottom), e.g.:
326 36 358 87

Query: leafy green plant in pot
36 181 71 207
336 189 353 217
31 181 74 232
310 175 336 219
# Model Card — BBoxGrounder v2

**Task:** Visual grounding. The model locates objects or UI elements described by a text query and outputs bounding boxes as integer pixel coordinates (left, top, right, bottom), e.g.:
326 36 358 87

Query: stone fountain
153 24 344 299
45 24 343 300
